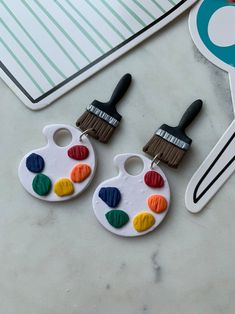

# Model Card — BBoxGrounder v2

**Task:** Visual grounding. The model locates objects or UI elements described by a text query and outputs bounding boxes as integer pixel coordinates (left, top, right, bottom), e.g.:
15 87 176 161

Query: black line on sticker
193 132 235 203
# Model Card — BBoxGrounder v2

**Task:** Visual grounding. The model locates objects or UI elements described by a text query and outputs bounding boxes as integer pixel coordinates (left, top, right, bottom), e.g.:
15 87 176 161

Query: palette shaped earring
18 124 96 201
92 153 170 237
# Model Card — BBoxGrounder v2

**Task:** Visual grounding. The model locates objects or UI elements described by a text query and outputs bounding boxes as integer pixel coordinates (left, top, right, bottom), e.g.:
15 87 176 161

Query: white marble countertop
1 10 235 314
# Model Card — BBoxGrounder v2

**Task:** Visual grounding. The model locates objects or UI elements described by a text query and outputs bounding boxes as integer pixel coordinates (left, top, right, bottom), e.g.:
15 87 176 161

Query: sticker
186 0 235 212
0 0 197 109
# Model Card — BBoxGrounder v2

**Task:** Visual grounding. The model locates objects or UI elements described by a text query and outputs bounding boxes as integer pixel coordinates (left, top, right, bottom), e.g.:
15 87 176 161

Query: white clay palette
93 154 170 237
18 124 96 201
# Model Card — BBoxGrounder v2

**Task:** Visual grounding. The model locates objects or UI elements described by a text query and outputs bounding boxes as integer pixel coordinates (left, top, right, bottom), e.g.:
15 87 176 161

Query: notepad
0 0 197 109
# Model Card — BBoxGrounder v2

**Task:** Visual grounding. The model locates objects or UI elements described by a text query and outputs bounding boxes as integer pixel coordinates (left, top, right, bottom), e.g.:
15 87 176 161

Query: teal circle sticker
197 0 235 67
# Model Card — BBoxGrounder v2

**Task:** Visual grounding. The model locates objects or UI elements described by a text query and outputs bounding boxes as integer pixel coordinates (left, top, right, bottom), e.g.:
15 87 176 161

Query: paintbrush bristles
76 112 115 143
143 135 186 168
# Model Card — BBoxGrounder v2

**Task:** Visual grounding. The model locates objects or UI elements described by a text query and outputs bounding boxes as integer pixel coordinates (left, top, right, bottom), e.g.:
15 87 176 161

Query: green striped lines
118 0 146 27
1 0 67 80
1 0 179 97
132 0 156 20
33 0 90 63
54 0 105 54
168 0 176 6
0 37 44 93
21 0 80 71
101 0 135 34
1 17 56 86
65 0 113 50
86 0 126 41
150 0 166 13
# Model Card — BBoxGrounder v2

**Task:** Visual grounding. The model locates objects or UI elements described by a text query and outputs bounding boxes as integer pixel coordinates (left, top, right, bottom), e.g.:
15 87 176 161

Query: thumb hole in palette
124 156 144 176
53 129 72 147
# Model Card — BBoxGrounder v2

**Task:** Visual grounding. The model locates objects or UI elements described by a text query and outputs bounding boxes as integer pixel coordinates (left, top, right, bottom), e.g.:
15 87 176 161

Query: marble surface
1 10 235 314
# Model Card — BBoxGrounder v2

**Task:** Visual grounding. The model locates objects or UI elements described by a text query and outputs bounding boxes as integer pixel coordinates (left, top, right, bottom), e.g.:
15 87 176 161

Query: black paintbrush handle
178 99 203 131
107 73 132 108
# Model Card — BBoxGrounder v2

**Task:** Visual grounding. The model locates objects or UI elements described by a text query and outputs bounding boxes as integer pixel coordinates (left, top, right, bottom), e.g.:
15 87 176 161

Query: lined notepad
0 0 197 109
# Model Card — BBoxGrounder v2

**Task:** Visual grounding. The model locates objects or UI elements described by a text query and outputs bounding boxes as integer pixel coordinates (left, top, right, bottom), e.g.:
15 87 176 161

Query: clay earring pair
18 76 203 238
18 74 132 201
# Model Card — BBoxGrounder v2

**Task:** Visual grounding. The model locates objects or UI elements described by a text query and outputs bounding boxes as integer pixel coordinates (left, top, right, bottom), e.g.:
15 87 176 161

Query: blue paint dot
26 153 45 173
99 187 121 208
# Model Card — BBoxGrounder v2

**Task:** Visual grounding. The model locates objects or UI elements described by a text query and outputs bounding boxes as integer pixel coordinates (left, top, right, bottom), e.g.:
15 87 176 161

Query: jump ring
150 153 161 169
79 128 96 141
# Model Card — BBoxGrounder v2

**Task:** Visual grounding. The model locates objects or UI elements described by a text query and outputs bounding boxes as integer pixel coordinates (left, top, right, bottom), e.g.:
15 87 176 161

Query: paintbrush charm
143 100 203 168
76 73 132 143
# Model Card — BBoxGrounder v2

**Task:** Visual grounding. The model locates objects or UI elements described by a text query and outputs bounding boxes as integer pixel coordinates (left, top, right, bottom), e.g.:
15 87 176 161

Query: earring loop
150 153 161 169
79 128 96 141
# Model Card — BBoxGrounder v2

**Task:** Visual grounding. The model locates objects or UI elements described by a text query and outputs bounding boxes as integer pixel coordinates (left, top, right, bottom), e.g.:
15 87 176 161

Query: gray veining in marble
0 10 235 314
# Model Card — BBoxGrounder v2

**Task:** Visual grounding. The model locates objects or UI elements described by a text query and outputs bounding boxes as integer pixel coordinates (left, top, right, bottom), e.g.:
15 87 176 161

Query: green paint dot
32 174 52 196
105 210 129 229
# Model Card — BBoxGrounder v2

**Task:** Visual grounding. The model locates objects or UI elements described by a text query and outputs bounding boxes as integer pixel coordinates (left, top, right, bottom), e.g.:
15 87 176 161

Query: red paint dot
67 145 89 160
144 171 164 188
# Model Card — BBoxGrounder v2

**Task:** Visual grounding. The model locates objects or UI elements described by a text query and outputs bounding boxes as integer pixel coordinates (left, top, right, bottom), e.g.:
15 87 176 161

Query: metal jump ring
79 128 96 141
150 153 161 169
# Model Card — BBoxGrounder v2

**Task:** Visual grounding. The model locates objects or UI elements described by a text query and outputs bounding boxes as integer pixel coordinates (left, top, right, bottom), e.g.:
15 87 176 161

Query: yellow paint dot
133 212 155 232
54 178 74 197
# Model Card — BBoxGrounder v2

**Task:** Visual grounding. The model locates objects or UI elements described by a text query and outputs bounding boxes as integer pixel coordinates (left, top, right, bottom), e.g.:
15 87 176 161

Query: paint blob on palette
18 124 96 201
92 153 170 237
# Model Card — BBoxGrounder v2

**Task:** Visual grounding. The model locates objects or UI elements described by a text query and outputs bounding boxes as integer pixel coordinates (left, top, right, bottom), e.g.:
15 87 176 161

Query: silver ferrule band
87 104 119 127
156 129 190 150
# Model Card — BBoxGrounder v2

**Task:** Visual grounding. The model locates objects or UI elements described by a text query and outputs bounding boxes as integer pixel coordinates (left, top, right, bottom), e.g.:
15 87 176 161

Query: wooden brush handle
107 73 132 108
178 99 203 131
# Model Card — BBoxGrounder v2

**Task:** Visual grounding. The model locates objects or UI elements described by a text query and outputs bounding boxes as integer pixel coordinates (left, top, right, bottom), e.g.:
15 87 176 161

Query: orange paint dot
70 163 91 183
147 195 168 213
